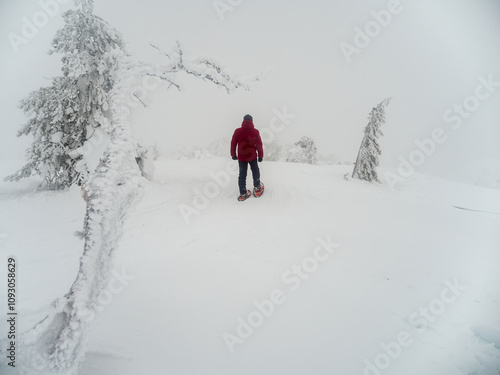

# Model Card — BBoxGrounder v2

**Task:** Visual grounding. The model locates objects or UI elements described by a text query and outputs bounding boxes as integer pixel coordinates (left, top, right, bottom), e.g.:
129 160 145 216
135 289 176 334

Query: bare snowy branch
150 41 261 94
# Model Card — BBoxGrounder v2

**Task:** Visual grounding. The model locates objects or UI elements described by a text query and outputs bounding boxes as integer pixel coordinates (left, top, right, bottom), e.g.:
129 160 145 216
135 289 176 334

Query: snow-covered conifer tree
352 97 391 182
286 136 318 164
5 0 124 189
207 136 231 157
264 141 283 161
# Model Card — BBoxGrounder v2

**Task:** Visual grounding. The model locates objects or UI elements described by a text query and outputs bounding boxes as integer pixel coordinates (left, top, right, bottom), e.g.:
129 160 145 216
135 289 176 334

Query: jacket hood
241 119 254 129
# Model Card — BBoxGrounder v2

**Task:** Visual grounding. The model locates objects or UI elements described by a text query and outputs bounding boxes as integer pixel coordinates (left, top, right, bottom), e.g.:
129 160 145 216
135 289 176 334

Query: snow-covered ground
1 158 500 375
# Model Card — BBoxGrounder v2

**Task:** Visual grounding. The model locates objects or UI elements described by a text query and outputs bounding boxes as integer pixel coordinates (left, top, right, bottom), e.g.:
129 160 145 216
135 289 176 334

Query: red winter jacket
230 119 264 162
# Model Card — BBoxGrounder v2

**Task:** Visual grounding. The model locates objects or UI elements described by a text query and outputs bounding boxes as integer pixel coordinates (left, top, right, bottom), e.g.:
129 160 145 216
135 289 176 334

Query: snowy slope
1 158 500 375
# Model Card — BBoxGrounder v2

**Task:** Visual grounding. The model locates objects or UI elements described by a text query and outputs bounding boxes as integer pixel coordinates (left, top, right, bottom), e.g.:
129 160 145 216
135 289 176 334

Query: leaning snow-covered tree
5 0 125 189
9 2 258 375
352 97 391 182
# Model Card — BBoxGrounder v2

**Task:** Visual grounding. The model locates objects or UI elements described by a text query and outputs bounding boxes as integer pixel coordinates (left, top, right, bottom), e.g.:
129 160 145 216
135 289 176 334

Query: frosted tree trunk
17 53 141 375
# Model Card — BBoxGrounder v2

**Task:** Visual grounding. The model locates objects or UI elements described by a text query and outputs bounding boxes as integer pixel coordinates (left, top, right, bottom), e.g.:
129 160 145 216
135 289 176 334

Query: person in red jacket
231 114 264 200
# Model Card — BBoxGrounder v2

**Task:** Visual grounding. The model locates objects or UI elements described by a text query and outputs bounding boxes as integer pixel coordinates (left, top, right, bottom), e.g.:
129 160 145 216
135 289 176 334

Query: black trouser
238 159 260 195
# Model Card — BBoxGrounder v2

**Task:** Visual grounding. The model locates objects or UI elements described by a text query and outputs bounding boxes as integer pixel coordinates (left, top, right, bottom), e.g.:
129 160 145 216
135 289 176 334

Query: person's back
231 114 264 201
232 120 261 161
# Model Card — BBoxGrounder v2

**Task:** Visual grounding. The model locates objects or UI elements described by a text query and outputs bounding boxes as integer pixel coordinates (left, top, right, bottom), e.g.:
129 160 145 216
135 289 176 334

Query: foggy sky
1 0 499 184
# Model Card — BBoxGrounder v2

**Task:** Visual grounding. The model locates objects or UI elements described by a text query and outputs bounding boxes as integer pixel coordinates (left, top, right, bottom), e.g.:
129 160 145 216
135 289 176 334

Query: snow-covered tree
352 97 391 182
12 2 258 374
286 136 318 164
318 153 338 165
264 141 283 161
5 0 124 189
207 136 231 157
